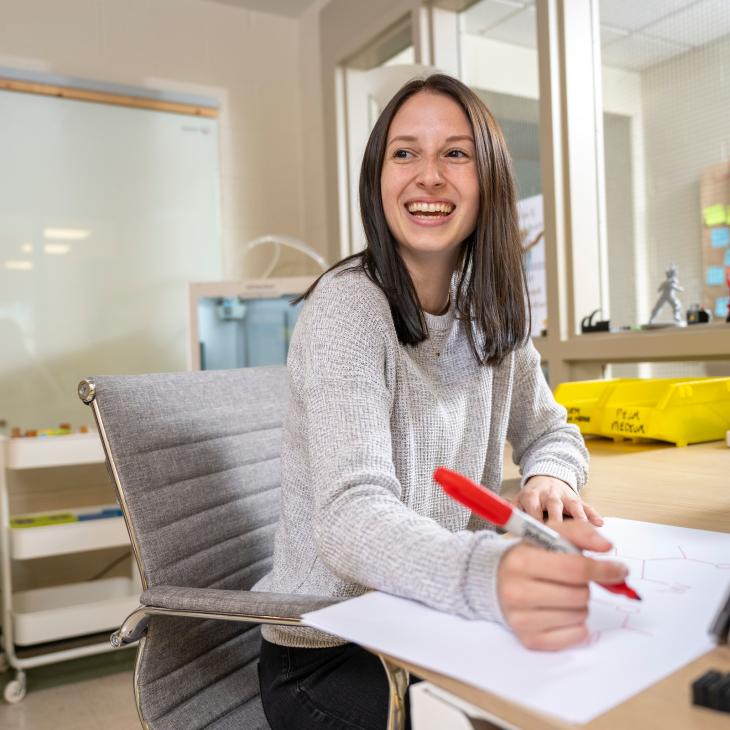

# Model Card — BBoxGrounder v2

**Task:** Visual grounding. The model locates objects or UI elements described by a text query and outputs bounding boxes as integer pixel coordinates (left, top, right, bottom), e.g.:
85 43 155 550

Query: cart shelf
10 505 128 559
4 433 105 470
11 576 139 646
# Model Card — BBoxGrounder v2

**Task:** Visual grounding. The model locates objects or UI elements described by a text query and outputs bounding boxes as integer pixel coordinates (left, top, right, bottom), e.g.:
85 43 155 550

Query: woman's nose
416 157 445 188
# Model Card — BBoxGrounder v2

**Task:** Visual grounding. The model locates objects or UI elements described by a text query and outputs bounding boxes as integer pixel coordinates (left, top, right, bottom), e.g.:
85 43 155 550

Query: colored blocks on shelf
10 513 77 528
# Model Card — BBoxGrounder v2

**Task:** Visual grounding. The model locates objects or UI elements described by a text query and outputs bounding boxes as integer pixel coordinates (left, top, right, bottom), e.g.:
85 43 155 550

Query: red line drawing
617 544 730 594
585 544 729 645
587 600 654 644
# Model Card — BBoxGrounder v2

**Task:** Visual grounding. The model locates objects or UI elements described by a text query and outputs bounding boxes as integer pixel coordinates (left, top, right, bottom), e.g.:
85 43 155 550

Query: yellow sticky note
704 204 726 227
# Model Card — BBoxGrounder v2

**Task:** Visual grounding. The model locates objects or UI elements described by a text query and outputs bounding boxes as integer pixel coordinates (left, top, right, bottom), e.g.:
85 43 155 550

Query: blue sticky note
725 249 730 266
711 226 730 247
715 297 729 318
707 266 725 286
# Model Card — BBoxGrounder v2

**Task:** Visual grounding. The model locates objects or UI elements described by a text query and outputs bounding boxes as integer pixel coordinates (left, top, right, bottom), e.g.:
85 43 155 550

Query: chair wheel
4 675 26 704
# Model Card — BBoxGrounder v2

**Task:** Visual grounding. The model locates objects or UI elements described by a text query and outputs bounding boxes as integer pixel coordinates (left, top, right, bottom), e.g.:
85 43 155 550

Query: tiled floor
0 650 139 729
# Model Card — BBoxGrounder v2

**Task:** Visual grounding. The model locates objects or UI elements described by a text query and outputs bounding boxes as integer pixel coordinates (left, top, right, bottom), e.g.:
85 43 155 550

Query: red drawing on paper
587 600 653 644
620 544 730 593
585 544 730 645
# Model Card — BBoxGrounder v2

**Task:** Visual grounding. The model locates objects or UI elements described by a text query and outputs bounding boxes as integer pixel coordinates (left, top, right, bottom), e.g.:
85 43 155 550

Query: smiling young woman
255 74 622 730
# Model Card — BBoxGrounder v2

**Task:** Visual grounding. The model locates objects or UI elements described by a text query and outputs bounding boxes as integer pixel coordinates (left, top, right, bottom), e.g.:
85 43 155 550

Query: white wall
0 0 311 278
296 0 331 270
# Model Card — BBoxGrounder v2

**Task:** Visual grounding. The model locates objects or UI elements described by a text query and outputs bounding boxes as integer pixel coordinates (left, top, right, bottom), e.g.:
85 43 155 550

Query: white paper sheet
302 518 730 724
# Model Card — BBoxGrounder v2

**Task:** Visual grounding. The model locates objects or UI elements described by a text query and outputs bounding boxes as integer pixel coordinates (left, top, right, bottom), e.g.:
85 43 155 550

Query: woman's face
380 91 479 269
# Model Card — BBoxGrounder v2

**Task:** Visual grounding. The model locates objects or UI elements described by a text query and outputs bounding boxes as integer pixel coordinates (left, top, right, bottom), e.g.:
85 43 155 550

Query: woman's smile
404 198 456 226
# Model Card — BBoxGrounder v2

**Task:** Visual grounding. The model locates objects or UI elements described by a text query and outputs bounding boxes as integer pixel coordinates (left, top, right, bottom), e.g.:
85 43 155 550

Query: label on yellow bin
566 406 593 427
604 406 651 438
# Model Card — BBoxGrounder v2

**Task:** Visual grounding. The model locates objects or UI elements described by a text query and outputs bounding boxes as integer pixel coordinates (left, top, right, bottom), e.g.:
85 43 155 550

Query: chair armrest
110 587 347 647
140 586 345 622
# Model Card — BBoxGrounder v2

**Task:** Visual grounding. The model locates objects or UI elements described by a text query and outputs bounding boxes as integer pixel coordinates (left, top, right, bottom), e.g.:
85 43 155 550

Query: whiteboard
0 89 222 431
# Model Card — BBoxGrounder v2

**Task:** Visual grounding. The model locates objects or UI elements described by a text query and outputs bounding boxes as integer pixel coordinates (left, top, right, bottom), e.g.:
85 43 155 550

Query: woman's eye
393 149 412 159
446 149 468 158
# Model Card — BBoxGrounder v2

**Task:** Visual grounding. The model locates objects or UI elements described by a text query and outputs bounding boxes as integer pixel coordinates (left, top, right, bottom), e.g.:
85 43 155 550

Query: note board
700 162 730 319
303 518 730 725
0 86 221 431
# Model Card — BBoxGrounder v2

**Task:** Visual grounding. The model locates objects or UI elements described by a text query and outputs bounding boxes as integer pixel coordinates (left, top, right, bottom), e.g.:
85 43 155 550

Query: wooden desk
398 439 730 730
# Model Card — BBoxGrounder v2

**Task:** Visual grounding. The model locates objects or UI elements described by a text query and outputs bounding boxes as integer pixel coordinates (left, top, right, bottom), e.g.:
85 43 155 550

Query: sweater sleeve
296 271 513 623
507 340 589 492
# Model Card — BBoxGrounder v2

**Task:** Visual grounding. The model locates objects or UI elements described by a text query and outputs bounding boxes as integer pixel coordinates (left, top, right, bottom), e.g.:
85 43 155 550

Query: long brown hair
296 73 529 366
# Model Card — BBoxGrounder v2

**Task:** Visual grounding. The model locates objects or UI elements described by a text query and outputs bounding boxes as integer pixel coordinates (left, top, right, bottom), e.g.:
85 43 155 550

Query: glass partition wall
597 0 730 378
331 0 730 385
459 0 547 338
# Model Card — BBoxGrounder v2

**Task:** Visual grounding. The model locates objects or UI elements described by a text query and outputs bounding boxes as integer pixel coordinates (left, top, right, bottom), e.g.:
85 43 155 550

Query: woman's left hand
513 475 603 526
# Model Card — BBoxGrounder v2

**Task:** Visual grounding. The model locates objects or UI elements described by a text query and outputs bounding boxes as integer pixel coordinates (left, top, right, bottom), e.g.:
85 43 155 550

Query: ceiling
461 0 730 72
201 0 321 18
199 0 729 71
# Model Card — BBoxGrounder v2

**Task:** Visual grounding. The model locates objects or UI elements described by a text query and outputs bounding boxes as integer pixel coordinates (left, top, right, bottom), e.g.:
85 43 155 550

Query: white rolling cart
0 433 141 703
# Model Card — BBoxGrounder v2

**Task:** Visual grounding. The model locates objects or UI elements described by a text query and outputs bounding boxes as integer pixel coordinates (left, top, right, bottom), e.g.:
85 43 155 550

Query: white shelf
2 433 105 470
12 577 139 646
11 506 129 560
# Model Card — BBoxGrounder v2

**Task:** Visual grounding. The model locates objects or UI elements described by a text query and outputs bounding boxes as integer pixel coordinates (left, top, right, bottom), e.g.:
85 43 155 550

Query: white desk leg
410 682 519 730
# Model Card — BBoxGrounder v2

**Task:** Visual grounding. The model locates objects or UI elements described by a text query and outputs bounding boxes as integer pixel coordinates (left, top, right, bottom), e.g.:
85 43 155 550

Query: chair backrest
80 366 287 730
84 366 287 593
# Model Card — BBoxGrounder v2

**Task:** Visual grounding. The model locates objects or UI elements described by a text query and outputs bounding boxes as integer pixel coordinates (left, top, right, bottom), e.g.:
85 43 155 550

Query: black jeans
258 638 416 730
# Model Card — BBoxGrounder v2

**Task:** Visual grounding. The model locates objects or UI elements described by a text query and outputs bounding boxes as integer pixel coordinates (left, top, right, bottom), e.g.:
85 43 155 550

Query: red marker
434 466 641 601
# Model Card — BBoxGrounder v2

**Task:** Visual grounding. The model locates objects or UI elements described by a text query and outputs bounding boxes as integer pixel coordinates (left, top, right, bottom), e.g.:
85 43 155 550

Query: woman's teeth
406 201 454 217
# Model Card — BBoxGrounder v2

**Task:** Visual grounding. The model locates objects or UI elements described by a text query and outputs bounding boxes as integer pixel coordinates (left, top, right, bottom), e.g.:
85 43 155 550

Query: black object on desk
710 582 730 644
692 670 730 712
691 585 730 713
580 309 610 333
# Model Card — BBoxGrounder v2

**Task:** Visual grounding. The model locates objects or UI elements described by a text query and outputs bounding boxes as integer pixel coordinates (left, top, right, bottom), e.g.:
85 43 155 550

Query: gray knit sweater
257 263 588 648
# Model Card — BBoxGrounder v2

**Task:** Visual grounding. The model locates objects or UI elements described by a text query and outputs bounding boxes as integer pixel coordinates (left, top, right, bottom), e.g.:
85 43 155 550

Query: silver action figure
648 264 684 325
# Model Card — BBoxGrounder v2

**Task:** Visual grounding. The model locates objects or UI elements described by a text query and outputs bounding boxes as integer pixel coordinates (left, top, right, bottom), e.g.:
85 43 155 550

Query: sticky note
711 226 730 247
704 204 727 226
715 297 729 318
725 249 730 266
707 266 725 286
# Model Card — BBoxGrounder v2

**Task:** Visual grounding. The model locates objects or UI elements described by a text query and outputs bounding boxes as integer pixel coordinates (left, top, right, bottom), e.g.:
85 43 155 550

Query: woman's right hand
497 521 628 651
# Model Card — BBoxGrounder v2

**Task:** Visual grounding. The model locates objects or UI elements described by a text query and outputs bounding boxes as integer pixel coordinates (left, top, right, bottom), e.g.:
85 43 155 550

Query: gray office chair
78 366 408 730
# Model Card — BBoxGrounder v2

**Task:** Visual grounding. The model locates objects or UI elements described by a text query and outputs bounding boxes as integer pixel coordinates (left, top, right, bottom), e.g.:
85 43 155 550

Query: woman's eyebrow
387 135 417 145
387 134 475 145
445 135 474 143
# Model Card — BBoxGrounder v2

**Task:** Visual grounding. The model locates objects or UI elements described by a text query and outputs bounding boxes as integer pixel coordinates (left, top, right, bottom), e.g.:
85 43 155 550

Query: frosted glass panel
0 90 222 432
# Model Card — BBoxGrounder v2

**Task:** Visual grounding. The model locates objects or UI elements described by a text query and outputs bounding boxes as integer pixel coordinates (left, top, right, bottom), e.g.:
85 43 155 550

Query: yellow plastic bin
553 379 636 437
555 377 730 447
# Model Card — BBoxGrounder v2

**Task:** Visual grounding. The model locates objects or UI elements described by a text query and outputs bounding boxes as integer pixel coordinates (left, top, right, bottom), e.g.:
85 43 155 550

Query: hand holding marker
433 467 641 601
